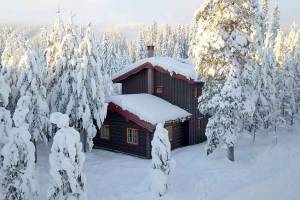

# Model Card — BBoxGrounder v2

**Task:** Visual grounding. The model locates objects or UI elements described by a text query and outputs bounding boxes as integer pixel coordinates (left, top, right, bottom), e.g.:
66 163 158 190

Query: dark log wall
93 111 151 158
121 69 148 94
153 71 206 144
116 66 207 146
94 111 188 158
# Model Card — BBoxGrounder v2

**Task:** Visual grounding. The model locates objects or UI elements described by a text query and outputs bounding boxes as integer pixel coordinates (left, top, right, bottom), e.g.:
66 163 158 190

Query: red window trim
125 127 140 146
100 125 112 142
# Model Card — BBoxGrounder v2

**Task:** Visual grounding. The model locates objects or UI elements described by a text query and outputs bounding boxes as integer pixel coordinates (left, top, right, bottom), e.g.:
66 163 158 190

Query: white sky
0 0 299 28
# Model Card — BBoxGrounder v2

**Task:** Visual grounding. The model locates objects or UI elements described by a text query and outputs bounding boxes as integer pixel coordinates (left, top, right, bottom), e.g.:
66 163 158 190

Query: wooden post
227 145 234 162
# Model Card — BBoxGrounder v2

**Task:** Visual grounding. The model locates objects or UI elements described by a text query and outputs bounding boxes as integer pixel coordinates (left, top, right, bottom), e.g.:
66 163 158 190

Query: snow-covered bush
0 104 38 200
48 112 87 200
150 123 174 198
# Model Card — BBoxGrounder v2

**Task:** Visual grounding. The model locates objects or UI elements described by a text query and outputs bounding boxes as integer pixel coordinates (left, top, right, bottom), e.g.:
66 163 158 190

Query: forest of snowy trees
0 0 300 199
192 0 300 161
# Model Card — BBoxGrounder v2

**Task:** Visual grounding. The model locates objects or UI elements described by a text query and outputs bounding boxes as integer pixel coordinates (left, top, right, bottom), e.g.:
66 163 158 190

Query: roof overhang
108 102 191 132
112 62 199 85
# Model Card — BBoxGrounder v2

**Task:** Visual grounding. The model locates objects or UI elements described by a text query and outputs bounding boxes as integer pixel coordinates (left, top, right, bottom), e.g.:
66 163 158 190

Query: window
197 117 204 130
194 87 202 98
100 125 110 140
126 128 139 145
155 86 164 95
165 125 174 142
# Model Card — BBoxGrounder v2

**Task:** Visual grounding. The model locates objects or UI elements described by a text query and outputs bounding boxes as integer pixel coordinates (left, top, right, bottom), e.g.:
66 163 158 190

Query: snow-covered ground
37 119 300 200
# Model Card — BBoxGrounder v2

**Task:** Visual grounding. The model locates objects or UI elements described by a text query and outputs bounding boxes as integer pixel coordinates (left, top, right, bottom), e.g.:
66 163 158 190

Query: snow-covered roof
107 94 191 125
112 57 199 83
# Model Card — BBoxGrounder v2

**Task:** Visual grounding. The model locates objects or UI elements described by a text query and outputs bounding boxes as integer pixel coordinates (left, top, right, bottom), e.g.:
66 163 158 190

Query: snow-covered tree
274 31 284 67
192 0 263 160
261 0 269 39
17 45 50 144
150 123 174 198
267 4 280 48
1 33 25 111
48 112 86 200
68 25 111 151
252 48 277 131
135 31 147 60
0 74 12 149
0 103 38 200
277 58 297 125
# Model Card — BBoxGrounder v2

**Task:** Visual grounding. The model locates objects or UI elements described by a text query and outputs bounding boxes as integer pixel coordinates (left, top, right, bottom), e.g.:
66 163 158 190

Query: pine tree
0 103 38 200
268 4 280 48
135 31 147 60
252 48 277 132
0 74 12 149
277 58 297 125
192 0 263 160
17 45 50 144
150 123 174 198
261 0 269 39
48 112 86 200
1 33 25 112
69 25 112 151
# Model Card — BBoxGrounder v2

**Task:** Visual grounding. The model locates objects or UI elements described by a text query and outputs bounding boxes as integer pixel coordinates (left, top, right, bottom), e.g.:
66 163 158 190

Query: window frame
165 125 174 142
100 125 111 141
155 86 164 95
126 127 139 146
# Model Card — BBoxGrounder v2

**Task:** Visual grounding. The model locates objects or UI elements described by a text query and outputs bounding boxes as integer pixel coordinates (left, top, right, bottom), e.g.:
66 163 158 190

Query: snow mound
50 112 69 128
113 56 198 82
107 94 191 125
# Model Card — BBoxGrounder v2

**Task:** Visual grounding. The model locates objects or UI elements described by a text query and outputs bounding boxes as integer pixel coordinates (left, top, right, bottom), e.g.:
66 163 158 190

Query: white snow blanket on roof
113 57 197 81
107 94 191 125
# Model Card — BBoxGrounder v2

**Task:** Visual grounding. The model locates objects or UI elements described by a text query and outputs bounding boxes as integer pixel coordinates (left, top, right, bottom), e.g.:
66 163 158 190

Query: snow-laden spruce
0 103 38 200
150 123 175 198
0 74 12 148
48 112 87 200
17 45 50 144
0 32 25 111
192 0 264 160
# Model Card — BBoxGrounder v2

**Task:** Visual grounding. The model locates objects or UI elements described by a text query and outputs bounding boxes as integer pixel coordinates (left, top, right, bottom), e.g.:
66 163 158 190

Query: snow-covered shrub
48 112 87 200
0 105 38 200
150 123 174 198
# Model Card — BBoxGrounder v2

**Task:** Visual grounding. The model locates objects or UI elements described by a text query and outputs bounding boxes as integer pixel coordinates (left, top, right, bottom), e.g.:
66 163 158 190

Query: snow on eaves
113 56 199 82
107 94 192 125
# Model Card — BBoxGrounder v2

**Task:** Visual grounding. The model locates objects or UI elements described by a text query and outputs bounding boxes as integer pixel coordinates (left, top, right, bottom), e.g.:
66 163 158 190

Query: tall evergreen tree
192 0 263 160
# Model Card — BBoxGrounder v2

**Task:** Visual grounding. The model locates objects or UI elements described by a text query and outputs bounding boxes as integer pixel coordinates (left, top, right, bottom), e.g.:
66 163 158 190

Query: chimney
147 45 155 58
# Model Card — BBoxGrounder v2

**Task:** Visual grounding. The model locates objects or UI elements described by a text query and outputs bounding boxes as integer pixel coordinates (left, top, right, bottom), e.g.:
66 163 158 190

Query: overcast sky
1 0 299 28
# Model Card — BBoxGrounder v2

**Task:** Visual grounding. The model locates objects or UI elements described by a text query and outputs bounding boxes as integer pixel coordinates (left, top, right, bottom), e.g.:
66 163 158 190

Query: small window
126 128 139 145
165 125 174 142
197 118 204 130
155 86 164 95
100 125 111 140
194 87 202 98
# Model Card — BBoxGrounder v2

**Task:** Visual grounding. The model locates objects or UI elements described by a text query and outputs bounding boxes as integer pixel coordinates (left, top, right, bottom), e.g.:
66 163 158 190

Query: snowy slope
36 118 300 200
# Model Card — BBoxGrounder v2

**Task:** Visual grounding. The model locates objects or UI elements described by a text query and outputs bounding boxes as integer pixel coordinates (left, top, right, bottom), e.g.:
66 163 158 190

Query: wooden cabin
93 49 207 158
